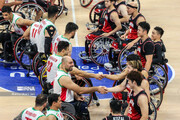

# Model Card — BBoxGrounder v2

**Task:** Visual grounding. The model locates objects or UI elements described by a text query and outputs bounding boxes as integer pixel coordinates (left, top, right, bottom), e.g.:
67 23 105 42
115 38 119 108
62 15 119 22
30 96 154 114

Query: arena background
0 0 179 119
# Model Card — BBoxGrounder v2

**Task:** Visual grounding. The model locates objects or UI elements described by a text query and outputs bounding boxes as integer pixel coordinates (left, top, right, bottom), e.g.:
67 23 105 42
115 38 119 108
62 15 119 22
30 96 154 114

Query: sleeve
152 44 162 64
144 42 154 55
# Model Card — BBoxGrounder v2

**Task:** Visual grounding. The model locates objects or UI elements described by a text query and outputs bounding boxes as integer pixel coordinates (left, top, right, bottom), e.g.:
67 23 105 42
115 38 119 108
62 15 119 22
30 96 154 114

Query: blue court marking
0 47 175 99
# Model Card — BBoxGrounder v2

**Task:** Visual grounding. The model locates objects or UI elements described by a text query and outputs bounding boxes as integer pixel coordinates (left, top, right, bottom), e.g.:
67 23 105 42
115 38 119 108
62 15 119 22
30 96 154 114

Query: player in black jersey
103 99 131 120
151 26 166 64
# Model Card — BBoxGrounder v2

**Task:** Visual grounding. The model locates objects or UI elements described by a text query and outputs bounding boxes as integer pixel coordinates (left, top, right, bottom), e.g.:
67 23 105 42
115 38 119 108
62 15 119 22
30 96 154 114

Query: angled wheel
89 36 114 66
61 111 77 120
14 38 30 64
89 1 105 23
149 64 168 90
149 77 163 109
57 0 65 17
79 0 93 8
73 78 93 106
118 46 136 71
125 0 140 12
19 50 32 70
39 64 47 89
15 3 45 21
0 20 11 33
148 101 157 120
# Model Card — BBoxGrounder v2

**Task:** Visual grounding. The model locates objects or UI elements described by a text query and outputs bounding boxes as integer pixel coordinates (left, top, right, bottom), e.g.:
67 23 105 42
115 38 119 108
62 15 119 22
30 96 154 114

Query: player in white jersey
53 22 78 56
53 56 107 119
14 94 48 120
46 94 64 120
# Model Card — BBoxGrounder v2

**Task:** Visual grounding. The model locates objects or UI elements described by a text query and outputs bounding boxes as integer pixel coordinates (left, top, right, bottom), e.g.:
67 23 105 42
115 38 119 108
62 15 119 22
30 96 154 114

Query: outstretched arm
16 18 34 27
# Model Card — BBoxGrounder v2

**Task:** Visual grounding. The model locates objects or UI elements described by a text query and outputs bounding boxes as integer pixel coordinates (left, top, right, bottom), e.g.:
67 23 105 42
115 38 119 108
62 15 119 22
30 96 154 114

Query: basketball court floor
0 0 180 119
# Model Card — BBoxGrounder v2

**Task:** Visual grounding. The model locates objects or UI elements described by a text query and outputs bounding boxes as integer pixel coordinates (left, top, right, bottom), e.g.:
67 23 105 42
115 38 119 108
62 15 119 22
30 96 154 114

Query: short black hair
154 26 164 37
127 54 141 61
110 99 122 114
2 6 12 13
127 71 143 86
48 93 60 106
48 5 59 18
138 22 150 34
57 41 69 52
65 22 79 34
35 94 47 106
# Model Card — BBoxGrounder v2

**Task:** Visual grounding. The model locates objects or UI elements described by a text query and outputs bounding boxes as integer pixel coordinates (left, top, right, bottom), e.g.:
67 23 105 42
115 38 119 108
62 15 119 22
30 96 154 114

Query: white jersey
47 54 62 83
52 35 71 54
11 13 27 35
21 107 45 120
46 109 64 120
36 19 58 53
53 70 74 102
30 22 40 45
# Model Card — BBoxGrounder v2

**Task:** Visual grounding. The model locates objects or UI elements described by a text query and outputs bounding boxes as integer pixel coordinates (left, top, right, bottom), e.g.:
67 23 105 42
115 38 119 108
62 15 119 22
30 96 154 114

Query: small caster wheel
96 102 100 106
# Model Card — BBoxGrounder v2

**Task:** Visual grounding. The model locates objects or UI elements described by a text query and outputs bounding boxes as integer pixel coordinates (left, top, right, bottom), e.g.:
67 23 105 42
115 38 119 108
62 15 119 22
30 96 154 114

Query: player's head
62 56 74 72
2 6 12 20
104 0 116 8
127 54 141 62
151 26 164 40
35 94 48 107
127 71 143 88
127 2 138 15
138 22 150 37
57 41 70 56
48 94 62 108
48 5 59 18
126 60 143 72
110 99 122 114
65 22 79 38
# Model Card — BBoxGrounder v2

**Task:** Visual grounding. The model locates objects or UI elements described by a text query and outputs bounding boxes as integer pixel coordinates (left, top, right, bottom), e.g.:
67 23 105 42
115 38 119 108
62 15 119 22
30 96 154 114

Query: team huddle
0 0 168 120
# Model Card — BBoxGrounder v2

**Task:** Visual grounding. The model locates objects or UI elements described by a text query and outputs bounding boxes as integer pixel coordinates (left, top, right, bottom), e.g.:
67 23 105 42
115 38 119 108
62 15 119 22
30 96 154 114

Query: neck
133 86 142 95
108 4 115 11
34 106 44 112
48 17 55 24
56 52 64 57
50 106 58 111
63 34 71 40
154 38 161 42
60 66 68 73
112 113 122 116
132 11 139 18
141 34 149 42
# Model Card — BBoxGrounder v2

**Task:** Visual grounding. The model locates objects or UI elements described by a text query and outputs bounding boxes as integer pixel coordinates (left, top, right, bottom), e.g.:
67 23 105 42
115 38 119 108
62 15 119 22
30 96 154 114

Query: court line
71 0 79 46
167 63 175 83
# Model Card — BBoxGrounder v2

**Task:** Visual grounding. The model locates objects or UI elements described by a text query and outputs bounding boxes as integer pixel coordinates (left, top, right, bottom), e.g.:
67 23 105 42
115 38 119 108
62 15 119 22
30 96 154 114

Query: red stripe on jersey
60 87 67 101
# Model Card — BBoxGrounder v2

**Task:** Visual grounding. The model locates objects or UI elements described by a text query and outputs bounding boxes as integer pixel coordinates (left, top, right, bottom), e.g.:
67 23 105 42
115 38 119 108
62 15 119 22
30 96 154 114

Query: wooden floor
1 0 180 119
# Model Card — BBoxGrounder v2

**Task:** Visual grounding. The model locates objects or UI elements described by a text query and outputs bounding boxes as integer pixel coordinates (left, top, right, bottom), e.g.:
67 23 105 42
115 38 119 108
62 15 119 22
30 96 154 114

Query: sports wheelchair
14 0 67 21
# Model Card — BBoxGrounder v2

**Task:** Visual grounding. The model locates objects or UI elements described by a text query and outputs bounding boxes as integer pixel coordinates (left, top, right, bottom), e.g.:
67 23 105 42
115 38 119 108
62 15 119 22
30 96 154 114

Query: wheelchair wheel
149 77 163 109
57 0 65 17
89 1 105 23
80 0 93 8
39 64 47 89
14 38 30 64
118 46 136 71
89 36 114 66
148 101 157 120
61 111 77 120
19 50 33 70
73 78 93 106
0 20 11 33
126 0 140 12
16 2 45 21
149 64 168 90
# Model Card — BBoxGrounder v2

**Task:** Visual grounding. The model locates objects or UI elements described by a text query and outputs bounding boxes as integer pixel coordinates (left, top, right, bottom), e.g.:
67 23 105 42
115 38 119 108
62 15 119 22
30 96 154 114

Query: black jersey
103 114 131 120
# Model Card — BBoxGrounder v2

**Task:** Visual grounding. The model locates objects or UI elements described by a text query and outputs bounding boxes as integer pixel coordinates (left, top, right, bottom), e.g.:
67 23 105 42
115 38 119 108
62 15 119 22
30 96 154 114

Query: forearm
105 72 126 81
78 86 98 94
108 26 122 36
4 1 22 6
22 19 34 26
124 104 129 116
145 60 152 72
107 85 125 93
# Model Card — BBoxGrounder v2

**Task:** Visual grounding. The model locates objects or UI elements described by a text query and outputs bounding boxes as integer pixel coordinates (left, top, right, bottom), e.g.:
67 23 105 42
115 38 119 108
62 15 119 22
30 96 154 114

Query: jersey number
25 117 32 120
32 28 38 38
47 61 53 72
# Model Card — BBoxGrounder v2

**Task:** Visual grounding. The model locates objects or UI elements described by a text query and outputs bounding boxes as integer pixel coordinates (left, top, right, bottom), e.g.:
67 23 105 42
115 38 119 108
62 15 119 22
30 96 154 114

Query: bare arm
16 18 34 27
136 16 146 25
60 76 106 94
119 5 129 23
68 44 72 56
107 78 127 92
0 0 22 9
145 55 153 72
141 80 150 102
70 67 103 80
124 103 130 116
22 26 31 40
138 95 149 120
47 115 56 120
38 116 47 120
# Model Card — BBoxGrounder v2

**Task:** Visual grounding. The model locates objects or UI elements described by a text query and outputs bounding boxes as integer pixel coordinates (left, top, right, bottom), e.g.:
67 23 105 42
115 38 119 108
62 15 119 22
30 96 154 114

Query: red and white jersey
46 109 64 120
21 107 45 120
47 54 62 83
52 35 71 54
53 70 74 102
11 13 27 35
36 19 58 53
30 22 40 45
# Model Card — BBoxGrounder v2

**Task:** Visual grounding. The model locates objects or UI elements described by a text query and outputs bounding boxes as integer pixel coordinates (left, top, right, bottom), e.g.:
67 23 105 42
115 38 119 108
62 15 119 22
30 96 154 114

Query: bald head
61 56 74 72
62 56 72 63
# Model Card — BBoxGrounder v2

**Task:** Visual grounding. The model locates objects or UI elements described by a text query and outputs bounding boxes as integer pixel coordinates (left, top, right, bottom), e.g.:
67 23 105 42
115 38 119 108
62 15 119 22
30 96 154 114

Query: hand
120 34 126 40
95 74 104 80
101 33 110 37
76 96 85 101
123 68 129 74
97 86 108 94
126 42 134 49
